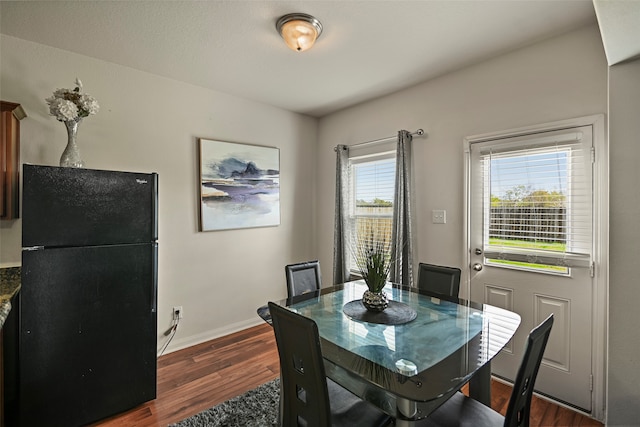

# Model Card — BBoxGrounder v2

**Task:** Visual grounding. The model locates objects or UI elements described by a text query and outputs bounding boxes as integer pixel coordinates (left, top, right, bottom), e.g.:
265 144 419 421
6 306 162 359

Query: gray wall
0 34 318 352
607 57 640 425
316 25 607 287
316 24 609 420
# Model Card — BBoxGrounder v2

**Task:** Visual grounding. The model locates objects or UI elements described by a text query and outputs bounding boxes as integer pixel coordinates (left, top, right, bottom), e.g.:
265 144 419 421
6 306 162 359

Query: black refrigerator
3 164 158 427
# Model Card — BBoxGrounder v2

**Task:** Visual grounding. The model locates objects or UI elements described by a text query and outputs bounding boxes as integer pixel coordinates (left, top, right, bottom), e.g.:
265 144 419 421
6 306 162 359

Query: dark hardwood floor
94 323 602 427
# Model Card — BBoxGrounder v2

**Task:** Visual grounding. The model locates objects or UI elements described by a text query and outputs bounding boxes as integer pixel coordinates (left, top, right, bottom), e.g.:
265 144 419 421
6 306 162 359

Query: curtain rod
334 129 425 152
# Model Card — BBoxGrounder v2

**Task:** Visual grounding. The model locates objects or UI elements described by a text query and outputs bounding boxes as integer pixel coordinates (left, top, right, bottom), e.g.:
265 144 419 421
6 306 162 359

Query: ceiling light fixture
276 13 323 52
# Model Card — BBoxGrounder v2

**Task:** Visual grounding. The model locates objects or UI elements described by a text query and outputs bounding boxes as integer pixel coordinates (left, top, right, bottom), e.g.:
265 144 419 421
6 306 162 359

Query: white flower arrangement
46 78 99 122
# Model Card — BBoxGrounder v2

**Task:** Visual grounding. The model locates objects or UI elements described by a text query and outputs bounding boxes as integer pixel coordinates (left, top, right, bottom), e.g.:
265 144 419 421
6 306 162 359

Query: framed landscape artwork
198 138 280 231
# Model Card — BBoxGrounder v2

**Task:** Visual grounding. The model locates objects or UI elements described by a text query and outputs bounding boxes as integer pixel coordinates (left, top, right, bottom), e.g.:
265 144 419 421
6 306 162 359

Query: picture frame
198 138 280 231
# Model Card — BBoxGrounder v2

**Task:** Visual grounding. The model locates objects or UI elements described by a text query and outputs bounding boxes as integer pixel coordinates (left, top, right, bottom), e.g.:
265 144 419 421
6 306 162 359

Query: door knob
475 248 483 255
473 263 483 271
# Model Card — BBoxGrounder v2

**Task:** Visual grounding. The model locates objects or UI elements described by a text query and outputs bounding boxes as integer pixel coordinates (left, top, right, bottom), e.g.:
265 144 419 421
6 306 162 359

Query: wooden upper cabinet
1 101 26 220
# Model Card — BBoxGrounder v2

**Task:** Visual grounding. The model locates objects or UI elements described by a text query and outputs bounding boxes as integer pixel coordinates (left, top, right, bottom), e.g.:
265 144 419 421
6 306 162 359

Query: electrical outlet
173 306 183 319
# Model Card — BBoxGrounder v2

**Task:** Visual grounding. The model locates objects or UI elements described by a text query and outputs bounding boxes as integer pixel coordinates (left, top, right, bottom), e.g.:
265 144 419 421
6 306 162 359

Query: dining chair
256 304 272 325
268 302 392 427
285 259 322 299
417 314 554 427
416 263 461 302
256 260 322 326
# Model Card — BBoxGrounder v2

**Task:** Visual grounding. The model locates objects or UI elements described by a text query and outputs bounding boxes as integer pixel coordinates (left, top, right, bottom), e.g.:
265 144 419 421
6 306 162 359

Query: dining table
264 280 521 426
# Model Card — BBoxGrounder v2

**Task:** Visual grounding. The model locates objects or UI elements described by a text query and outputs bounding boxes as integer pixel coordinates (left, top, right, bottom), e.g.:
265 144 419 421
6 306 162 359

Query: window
348 151 396 275
477 127 593 274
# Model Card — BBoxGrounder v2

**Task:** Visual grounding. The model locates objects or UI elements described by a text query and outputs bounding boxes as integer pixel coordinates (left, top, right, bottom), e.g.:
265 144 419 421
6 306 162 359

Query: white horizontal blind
478 127 593 269
348 152 395 274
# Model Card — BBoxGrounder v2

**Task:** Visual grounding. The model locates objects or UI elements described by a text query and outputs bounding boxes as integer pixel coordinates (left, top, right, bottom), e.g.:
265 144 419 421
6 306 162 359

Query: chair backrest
416 263 461 301
504 314 554 427
285 260 322 299
268 302 332 427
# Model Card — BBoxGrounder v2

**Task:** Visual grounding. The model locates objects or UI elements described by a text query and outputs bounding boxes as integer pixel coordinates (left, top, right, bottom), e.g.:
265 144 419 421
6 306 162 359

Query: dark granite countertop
1 267 21 328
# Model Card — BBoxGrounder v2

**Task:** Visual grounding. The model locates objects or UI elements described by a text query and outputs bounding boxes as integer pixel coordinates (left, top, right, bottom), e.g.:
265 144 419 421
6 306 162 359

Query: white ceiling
0 1 599 117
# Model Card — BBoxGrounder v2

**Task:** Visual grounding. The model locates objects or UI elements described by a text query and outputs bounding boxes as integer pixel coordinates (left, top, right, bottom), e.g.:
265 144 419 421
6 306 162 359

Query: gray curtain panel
390 130 415 286
333 145 350 285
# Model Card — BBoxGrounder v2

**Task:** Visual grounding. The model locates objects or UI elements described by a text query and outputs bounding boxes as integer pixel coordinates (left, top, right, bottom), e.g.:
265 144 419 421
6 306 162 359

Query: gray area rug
170 378 280 427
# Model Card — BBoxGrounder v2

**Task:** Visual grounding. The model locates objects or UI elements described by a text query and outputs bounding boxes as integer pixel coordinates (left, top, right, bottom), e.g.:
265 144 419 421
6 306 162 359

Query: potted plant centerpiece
356 233 392 312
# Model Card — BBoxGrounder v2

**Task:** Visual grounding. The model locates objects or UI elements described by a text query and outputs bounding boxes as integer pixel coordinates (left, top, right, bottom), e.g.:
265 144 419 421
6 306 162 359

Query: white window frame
476 127 593 273
347 150 396 276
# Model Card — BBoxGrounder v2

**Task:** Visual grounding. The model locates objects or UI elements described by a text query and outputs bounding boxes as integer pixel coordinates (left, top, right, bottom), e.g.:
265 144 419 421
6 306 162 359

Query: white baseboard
159 317 265 355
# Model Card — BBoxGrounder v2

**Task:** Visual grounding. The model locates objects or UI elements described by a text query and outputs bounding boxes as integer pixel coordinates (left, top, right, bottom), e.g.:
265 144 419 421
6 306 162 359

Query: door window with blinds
348 151 396 275
474 126 593 275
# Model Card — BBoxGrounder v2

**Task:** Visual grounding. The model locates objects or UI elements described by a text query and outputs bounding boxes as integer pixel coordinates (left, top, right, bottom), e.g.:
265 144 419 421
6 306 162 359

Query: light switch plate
432 209 446 224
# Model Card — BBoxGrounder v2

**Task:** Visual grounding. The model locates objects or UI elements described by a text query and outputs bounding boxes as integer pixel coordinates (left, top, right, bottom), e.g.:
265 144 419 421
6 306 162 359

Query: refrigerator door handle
151 242 158 313
152 173 159 241
23 246 45 251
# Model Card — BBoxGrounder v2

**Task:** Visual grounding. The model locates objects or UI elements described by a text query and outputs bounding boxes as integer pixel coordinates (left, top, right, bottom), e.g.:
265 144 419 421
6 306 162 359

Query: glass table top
273 280 521 406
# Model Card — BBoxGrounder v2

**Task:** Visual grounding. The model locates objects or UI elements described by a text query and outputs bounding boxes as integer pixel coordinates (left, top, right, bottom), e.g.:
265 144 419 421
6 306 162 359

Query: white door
466 123 595 412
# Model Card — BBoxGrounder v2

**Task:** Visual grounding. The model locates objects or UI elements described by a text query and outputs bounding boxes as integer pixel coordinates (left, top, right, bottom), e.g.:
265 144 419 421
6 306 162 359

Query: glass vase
60 118 85 168
362 290 388 312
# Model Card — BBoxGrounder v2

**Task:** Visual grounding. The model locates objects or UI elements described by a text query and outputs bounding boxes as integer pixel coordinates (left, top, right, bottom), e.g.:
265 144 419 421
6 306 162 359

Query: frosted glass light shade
276 13 323 52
